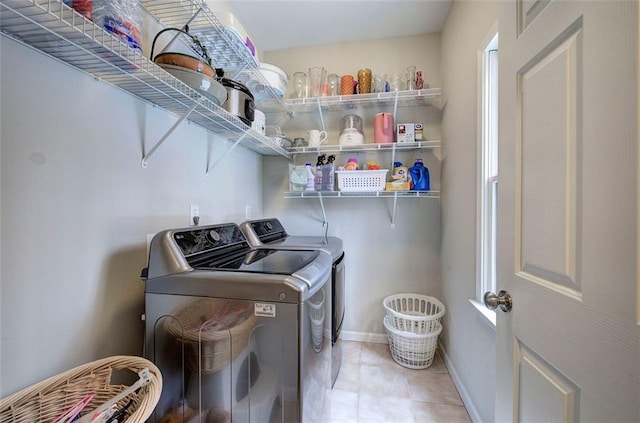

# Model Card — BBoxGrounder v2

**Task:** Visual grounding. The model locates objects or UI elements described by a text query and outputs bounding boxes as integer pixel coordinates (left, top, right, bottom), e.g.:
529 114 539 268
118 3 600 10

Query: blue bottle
409 158 430 191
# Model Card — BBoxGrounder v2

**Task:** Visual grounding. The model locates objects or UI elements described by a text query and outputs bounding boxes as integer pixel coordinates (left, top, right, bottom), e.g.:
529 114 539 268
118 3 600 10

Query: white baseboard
340 330 387 344
438 342 482 423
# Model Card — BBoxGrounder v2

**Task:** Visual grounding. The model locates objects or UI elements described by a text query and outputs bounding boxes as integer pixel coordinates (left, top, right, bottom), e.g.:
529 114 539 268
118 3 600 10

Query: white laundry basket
383 293 445 334
384 315 442 369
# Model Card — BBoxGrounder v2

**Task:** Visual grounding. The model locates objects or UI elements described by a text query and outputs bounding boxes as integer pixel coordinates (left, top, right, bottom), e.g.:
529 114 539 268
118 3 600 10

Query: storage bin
289 164 308 191
384 315 441 369
0 356 162 423
336 169 388 192
383 293 445 334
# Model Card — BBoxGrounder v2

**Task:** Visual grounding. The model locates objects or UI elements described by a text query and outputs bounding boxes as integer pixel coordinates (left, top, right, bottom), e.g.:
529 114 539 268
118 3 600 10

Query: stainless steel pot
220 78 255 126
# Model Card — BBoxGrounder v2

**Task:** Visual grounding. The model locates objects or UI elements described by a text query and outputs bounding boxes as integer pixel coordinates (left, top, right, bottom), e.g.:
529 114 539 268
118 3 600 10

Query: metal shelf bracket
392 90 400 119
318 192 328 226
390 191 399 229
142 100 201 168
316 98 326 131
206 132 249 178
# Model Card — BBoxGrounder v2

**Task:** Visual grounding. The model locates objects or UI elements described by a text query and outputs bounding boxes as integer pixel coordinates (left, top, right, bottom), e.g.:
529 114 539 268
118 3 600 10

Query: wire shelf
260 88 442 115
141 0 292 110
288 140 442 155
284 190 440 199
0 0 292 160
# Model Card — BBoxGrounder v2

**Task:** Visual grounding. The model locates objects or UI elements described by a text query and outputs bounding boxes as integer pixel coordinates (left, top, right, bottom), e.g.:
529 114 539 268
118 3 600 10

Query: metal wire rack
0 0 292 166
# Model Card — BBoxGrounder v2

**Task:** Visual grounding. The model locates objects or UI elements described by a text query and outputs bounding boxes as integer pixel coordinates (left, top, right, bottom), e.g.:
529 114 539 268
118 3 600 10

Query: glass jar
357 68 372 94
327 73 340 96
293 71 307 98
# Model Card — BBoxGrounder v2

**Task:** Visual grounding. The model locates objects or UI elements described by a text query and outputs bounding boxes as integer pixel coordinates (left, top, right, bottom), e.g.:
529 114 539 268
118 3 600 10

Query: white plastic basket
384 315 441 369
336 169 388 192
383 293 445 334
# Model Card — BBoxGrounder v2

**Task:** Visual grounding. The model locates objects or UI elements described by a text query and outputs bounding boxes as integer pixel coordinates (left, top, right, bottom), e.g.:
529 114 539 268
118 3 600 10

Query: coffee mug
308 130 328 147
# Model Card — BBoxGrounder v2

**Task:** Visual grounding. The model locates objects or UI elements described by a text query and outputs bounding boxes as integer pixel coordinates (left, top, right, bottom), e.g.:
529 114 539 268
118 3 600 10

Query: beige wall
0 36 263 395
261 35 442 343
440 2 500 422
265 33 442 98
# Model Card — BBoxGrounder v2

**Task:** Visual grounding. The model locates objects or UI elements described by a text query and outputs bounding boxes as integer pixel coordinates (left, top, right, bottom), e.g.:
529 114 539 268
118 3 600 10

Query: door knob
483 290 512 312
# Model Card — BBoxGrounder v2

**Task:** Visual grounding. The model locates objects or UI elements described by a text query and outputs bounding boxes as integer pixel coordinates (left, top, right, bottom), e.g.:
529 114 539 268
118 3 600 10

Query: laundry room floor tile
324 341 471 423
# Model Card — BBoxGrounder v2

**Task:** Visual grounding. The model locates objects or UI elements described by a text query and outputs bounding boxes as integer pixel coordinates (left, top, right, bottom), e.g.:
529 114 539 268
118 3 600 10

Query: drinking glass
357 68 372 94
341 74 354 95
389 74 402 91
406 66 417 90
327 73 339 96
308 67 326 97
293 71 307 98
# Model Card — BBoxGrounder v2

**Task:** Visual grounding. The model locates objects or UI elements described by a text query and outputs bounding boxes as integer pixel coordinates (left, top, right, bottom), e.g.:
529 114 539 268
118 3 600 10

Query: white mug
308 130 328 147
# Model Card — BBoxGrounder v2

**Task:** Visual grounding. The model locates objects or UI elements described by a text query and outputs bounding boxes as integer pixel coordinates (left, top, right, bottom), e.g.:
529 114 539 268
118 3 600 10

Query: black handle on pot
150 26 213 68
244 98 255 124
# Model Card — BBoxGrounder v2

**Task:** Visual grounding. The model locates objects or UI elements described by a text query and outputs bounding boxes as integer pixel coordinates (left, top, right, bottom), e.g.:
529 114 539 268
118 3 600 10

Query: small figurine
344 157 359 171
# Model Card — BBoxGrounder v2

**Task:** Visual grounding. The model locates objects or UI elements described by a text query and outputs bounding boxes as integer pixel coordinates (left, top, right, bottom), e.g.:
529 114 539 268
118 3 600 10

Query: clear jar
293 71 307 98
357 68 372 94
327 73 340 96
389 74 402 91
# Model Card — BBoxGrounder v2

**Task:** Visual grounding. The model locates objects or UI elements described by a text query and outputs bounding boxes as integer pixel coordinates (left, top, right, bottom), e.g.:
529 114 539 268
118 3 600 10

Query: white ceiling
225 0 453 52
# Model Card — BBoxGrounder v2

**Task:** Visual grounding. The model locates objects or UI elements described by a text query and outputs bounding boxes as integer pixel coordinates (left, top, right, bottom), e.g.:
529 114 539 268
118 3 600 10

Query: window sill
468 299 496 329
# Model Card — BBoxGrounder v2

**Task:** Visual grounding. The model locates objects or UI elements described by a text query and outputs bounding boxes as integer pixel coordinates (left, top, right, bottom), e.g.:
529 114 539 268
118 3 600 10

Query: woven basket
0 355 162 423
165 299 255 374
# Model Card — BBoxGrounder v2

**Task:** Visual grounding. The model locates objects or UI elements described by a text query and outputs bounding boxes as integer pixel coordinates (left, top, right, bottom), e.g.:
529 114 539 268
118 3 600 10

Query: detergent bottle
409 158 430 191
305 163 316 191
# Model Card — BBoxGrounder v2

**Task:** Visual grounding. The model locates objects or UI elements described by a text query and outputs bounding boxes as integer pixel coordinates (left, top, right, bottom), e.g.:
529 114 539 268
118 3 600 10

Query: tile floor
322 341 471 423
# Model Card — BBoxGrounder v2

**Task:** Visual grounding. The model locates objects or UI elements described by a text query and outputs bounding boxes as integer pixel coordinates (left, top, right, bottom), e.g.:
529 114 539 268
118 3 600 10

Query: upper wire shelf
141 0 292 112
0 0 292 160
260 88 442 115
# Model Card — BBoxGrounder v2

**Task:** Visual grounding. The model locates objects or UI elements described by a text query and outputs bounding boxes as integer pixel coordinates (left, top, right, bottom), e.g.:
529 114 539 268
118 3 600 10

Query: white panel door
495 1 639 422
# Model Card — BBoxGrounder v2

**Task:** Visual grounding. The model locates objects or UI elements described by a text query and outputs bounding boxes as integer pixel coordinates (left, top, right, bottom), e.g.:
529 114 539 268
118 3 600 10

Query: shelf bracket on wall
316 98 326 131
390 142 397 170
228 62 250 81
205 132 249 179
318 193 328 227
392 90 400 121
390 191 399 229
142 100 201 168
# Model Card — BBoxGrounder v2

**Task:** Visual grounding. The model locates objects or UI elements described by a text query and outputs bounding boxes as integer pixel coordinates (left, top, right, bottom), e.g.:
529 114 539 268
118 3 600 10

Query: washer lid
195 248 320 275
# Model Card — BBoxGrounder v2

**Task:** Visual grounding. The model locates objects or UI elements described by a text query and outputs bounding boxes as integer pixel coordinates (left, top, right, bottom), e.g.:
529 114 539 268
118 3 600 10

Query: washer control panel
173 224 247 257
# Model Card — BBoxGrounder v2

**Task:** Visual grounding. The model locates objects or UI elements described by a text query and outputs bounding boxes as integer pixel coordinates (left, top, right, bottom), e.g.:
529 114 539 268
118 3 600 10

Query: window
476 33 499 317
